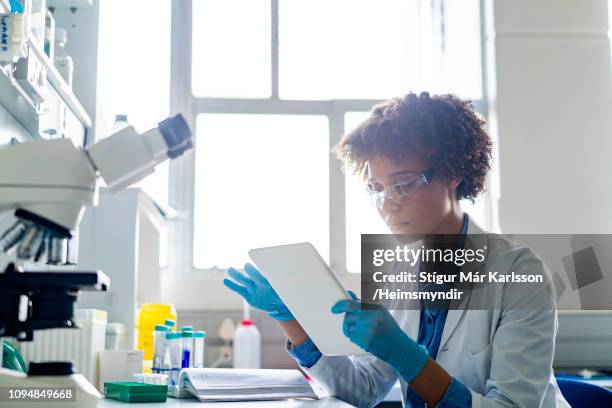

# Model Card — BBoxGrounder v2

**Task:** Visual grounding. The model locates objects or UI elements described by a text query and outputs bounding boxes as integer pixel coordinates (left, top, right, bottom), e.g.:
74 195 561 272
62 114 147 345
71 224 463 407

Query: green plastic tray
104 381 168 403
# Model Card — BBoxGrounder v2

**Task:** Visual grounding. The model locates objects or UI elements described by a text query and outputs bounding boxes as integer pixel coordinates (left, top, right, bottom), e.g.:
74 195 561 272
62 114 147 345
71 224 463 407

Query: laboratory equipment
133 373 168 385
0 262 108 343
152 324 167 374
165 332 181 386
1 362 101 408
165 319 176 331
44 9 55 59
1 341 27 372
136 303 177 361
6 0 48 104
112 114 129 132
30 0 47 45
0 113 192 265
0 262 109 404
193 331 206 368
53 27 73 86
1 0 98 144
78 189 170 348
15 308 107 386
98 349 144 391
0 112 192 404
104 381 168 403
14 46 47 104
0 12 29 61
233 320 261 369
105 322 127 350
181 330 194 368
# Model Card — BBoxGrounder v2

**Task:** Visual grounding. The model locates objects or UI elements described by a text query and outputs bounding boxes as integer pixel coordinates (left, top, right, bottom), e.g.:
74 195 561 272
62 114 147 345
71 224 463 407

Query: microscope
0 114 192 406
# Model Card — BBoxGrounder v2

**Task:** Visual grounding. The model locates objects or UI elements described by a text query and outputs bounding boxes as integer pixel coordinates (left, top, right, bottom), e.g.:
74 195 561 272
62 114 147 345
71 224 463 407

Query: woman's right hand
223 263 295 321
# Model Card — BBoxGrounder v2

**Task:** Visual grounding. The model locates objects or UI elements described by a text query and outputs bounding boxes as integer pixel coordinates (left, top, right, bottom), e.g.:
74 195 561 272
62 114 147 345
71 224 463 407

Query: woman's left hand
331 291 430 382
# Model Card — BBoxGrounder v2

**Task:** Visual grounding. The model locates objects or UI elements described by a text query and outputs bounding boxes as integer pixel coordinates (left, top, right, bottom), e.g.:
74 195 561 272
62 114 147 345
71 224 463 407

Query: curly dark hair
333 92 492 203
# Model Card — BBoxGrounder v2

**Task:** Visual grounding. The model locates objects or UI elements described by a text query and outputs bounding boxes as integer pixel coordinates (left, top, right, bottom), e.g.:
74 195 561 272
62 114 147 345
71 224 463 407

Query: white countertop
99 397 354 407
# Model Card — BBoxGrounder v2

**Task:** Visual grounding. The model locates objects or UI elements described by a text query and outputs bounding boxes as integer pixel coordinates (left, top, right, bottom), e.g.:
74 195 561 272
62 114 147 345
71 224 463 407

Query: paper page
178 368 318 402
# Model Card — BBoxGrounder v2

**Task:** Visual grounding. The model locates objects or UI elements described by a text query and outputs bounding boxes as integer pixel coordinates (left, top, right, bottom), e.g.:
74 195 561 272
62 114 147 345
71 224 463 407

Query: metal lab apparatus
14 309 107 387
77 188 169 349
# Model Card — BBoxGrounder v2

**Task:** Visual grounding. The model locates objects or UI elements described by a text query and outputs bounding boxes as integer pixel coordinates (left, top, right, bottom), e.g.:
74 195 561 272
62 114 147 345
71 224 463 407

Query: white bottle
54 28 73 87
232 320 261 369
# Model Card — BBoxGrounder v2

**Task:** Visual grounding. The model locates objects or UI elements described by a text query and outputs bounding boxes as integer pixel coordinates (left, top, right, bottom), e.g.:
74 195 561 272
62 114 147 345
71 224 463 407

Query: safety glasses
365 168 434 209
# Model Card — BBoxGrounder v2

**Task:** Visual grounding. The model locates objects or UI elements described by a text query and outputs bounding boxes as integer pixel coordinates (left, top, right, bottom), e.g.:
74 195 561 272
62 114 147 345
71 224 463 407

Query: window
169 0 488 276
439 0 483 99
97 0 171 205
278 0 482 100
344 112 389 272
191 0 271 98
193 114 329 268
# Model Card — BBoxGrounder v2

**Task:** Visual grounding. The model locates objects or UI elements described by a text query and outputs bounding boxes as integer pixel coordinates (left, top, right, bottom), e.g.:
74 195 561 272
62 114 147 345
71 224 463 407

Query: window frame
166 0 491 279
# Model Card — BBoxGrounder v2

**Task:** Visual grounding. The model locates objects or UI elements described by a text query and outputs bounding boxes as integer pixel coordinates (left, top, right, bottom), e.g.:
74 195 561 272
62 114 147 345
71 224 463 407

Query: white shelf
47 0 92 8
27 33 92 128
0 34 91 143
0 7 91 129
0 65 42 139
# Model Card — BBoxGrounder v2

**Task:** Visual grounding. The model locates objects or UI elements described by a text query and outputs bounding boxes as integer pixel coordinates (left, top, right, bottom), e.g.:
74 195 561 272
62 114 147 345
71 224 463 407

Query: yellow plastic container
136 304 177 360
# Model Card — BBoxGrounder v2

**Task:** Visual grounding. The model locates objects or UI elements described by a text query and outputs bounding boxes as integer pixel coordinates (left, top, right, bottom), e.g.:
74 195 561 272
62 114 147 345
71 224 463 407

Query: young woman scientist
223 93 570 408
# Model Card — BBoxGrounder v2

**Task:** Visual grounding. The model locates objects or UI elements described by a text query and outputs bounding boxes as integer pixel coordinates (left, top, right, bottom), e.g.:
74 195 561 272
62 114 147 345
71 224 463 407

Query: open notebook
168 368 319 402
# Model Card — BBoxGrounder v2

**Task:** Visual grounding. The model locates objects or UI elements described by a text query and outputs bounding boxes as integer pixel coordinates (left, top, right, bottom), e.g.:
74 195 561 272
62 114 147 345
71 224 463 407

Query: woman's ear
448 177 462 189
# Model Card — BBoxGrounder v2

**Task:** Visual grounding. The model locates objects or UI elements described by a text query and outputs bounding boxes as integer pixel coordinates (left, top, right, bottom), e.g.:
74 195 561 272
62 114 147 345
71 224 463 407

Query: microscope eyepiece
158 114 193 159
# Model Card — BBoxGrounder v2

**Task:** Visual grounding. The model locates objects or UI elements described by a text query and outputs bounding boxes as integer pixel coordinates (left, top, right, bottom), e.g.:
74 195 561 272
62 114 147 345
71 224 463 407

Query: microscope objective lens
17 225 45 260
48 237 68 265
0 221 28 253
33 233 48 263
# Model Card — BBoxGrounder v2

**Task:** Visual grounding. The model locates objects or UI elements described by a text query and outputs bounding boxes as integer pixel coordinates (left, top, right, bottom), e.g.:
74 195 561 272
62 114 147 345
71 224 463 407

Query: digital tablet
248 242 368 356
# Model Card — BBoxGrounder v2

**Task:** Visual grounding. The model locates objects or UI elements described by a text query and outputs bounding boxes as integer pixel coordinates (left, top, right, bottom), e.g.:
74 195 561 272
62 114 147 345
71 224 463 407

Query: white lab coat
299 216 571 408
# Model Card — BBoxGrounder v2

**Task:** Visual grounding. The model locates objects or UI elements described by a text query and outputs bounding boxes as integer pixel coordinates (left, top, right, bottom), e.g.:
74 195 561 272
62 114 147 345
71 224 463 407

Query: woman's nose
380 196 401 213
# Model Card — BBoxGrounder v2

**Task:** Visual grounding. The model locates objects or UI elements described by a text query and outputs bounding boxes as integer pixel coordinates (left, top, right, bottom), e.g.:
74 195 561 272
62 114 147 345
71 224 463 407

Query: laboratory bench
99 397 353 407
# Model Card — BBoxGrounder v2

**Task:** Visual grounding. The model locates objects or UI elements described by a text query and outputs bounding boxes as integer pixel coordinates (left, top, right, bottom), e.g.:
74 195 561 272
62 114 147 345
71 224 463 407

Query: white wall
485 0 612 234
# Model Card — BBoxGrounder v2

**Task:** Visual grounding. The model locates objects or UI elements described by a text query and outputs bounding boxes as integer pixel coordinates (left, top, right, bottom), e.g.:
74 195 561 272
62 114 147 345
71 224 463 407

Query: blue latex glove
331 291 429 382
223 263 294 321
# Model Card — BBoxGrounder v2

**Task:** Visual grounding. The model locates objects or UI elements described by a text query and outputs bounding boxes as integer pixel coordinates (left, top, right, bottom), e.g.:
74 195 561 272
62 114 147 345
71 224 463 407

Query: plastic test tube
152 324 168 374
181 330 194 368
133 373 168 385
165 319 176 331
166 332 182 386
194 331 206 368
